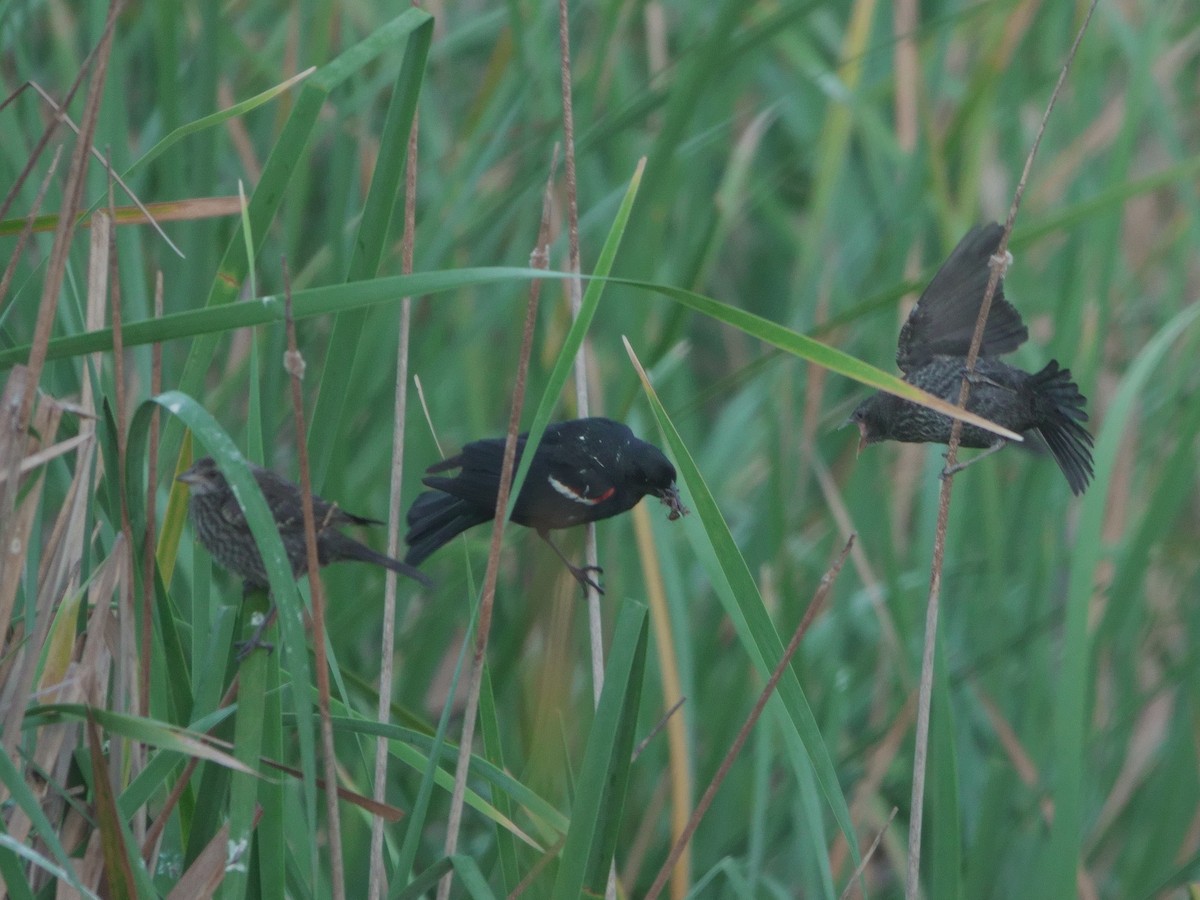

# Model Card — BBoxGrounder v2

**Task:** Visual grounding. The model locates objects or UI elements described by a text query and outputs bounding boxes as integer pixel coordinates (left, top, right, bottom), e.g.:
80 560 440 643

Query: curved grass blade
625 336 861 875
125 392 321 886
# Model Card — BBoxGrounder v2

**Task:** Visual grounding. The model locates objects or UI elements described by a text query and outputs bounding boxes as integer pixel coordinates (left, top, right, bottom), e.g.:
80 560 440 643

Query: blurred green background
2 0 1199 897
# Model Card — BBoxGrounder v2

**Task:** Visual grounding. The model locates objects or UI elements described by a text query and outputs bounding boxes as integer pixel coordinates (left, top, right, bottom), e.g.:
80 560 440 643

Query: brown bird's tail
322 532 433 587
1029 360 1094 495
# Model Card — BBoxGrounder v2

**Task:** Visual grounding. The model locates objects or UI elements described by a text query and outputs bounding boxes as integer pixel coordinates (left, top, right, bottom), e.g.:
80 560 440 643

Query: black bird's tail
404 490 491 566
1029 360 1094 495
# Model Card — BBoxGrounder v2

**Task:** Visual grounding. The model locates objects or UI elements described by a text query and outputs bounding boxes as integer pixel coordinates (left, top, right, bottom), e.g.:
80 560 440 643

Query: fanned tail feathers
1030 360 1094 495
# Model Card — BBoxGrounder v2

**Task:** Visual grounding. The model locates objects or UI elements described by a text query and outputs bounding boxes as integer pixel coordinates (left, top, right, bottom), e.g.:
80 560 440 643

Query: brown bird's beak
659 484 688 521
842 415 869 457
176 468 200 486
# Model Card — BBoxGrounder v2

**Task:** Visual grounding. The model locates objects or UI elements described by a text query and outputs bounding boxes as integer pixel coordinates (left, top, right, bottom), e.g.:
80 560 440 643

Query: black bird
404 417 687 591
179 456 431 590
849 223 1094 494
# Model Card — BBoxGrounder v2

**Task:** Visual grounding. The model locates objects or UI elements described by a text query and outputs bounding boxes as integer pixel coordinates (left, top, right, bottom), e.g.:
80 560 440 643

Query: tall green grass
2 0 1198 897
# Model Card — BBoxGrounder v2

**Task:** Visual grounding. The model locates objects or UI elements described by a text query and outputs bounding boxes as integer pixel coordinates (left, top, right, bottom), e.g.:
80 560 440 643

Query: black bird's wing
404 434 524 565
423 433 526 508
421 422 629 532
896 223 1028 373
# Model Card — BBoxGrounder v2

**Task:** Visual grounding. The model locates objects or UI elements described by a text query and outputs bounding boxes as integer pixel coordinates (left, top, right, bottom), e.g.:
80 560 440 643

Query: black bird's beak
659 484 688 521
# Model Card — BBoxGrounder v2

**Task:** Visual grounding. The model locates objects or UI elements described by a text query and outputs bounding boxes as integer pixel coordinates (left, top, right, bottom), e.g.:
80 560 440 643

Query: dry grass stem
905 3 1100 896
436 147 559 900
283 259 346 900
369 98 422 900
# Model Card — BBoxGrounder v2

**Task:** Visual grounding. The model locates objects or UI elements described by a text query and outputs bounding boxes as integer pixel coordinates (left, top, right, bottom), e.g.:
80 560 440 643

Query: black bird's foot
538 530 605 594
958 367 1015 393
235 634 275 661
565 563 605 595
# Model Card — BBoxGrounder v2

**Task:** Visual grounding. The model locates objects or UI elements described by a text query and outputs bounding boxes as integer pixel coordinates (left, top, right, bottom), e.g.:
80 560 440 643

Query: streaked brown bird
178 456 430 590
849 223 1094 494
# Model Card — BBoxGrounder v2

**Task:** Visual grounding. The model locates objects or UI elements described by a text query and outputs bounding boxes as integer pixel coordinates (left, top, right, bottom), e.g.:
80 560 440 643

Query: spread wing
896 223 1028 373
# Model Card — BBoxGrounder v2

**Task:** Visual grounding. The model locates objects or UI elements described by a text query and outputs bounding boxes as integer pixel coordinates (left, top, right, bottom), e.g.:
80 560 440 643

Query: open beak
659 484 688 521
842 414 869 457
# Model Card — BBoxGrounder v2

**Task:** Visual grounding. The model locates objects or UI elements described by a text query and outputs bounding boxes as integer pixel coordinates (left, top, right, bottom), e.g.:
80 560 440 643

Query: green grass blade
1041 303 1200 897
308 10 433 488
551 600 649 898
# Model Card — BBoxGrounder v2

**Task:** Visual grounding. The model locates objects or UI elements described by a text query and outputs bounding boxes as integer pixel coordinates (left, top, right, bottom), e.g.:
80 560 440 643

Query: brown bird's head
847 395 895 455
177 457 227 496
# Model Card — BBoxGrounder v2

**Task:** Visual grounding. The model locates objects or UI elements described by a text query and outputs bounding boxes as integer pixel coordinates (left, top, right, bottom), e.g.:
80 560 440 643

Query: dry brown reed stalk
0 5 119 655
904 3 1100 897
555 0 611 727
0 35 121 839
435 147 560 900
282 259 346 900
369 100 422 900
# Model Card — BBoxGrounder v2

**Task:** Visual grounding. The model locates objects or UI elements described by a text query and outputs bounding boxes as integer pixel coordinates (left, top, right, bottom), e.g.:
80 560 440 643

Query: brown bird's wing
216 490 252 533
896 223 1028 374
250 464 381 530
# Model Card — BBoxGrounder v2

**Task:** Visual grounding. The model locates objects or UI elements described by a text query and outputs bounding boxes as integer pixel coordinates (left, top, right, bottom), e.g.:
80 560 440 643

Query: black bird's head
626 442 687 520
848 394 896 454
177 457 227 496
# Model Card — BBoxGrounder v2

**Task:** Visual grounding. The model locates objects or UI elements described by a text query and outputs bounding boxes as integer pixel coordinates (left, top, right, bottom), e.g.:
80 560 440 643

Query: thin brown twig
19 1 120 431
0 40 98 224
25 81 183 259
506 835 568 900
645 535 856 900
904 4 1099 897
282 259 345 900
632 697 687 763
0 144 63 312
142 678 240 861
436 147 560 900
556 0 608 721
839 807 898 900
